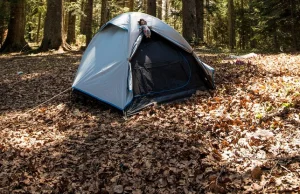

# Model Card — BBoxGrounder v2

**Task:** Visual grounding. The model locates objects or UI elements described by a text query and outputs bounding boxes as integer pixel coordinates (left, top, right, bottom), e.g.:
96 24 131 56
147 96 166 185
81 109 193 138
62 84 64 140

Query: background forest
0 0 300 53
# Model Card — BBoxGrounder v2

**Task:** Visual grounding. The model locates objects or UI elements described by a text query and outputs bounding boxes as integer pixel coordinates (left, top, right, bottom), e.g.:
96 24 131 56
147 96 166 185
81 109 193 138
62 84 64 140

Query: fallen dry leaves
0 51 299 193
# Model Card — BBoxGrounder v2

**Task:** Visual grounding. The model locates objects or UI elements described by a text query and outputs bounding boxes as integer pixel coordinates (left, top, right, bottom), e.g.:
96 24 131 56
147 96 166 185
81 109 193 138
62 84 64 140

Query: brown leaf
113 185 123 194
251 166 263 180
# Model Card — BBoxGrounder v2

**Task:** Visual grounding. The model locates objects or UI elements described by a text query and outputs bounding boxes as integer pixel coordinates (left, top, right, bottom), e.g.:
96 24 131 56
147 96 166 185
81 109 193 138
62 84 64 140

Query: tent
72 12 215 115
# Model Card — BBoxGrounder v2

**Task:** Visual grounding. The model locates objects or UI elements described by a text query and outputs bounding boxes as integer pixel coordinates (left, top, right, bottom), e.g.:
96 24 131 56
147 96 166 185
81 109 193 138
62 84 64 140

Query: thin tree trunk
86 0 93 46
239 0 245 49
100 0 108 27
157 0 162 19
67 0 77 44
0 0 10 47
40 0 69 51
195 0 204 43
206 0 210 44
0 0 29 52
147 0 156 17
249 0 255 49
64 0 69 38
162 0 166 21
36 7 42 43
228 0 235 50
80 0 86 34
182 0 196 43
129 0 134 11
163 0 169 22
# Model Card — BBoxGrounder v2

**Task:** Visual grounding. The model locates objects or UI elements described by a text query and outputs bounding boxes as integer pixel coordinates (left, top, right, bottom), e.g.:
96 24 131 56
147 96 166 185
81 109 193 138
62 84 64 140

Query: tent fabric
100 12 193 54
72 12 215 114
72 25 133 110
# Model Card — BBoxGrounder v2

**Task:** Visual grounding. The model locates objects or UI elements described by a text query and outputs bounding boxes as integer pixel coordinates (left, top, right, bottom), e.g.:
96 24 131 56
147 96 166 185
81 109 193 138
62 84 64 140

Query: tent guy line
24 87 72 114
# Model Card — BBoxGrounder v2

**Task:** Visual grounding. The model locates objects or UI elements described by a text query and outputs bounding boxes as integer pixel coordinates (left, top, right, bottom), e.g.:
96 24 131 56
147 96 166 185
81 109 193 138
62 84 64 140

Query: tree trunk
195 0 204 43
64 0 69 39
163 0 169 22
161 0 168 21
0 0 29 52
129 0 134 11
40 0 68 51
100 0 108 27
36 6 42 43
239 0 245 50
157 0 162 19
80 0 86 34
85 0 93 46
67 0 77 44
182 0 195 42
147 0 156 17
206 0 210 44
0 0 9 47
228 0 235 50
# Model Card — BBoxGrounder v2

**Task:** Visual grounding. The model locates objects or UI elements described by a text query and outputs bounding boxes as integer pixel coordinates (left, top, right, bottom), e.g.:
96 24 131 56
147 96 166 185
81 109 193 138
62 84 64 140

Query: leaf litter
0 51 299 193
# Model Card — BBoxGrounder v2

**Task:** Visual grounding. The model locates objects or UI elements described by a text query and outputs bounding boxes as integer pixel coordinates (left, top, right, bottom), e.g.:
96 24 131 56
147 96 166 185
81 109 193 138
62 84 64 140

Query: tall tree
162 0 169 22
40 0 68 51
157 0 162 19
0 0 10 47
195 0 204 43
182 0 195 42
228 0 235 50
35 0 43 43
205 0 210 44
237 0 245 49
0 0 29 52
80 0 86 34
100 0 108 26
147 0 156 16
67 0 77 44
85 0 93 46
129 0 134 11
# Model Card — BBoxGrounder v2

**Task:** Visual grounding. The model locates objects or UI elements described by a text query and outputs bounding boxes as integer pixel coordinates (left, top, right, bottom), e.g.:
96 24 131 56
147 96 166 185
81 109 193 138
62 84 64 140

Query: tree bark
157 0 162 19
239 0 245 50
163 0 169 22
0 0 29 52
228 0 235 50
85 0 93 46
80 0 86 34
182 0 196 42
206 0 210 44
100 0 108 27
147 0 156 17
0 0 9 47
36 5 42 43
195 0 204 43
67 0 77 44
129 0 134 11
40 0 68 51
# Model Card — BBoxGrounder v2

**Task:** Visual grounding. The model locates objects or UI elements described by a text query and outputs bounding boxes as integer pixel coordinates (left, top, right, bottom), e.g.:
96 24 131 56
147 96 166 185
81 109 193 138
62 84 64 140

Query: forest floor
0 50 300 193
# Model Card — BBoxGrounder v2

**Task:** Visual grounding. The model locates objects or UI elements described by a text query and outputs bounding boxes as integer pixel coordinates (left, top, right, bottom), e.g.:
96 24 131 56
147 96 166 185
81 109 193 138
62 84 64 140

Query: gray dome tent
72 12 215 115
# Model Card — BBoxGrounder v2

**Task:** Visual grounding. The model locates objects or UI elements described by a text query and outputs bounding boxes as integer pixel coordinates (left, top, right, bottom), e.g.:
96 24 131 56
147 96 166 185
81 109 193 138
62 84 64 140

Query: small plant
255 113 263 119
281 102 293 108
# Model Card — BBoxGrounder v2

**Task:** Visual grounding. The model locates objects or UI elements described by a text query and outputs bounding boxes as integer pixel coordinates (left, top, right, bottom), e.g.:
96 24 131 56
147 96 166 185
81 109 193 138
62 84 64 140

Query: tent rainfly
72 12 215 115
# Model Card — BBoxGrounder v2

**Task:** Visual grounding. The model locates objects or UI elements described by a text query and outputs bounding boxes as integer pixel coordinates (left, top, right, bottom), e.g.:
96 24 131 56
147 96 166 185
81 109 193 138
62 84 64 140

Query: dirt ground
0 51 299 193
